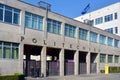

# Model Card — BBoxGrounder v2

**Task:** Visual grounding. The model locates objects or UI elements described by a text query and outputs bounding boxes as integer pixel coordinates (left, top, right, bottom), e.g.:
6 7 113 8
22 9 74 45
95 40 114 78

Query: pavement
25 73 120 80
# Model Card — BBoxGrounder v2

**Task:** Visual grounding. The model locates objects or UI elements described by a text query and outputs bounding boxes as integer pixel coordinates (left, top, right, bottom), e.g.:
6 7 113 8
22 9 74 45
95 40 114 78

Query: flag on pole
81 3 90 15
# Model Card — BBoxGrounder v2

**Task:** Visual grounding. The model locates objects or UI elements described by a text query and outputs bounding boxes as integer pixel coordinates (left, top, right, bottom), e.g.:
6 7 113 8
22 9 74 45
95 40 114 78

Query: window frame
90 31 98 43
25 12 43 31
100 34 106 45
100 54 106 63
47 18 61 35
0 3 20 25
108 37 113 46
65 24 76 38
79 28 88 40
0 41 19 59
115 55 119 63
108 55 113 63
104 14 113 22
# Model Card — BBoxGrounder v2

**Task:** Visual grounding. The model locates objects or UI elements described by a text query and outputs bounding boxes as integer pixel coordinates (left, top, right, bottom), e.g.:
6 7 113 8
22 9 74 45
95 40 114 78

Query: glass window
12 43 19 59
0 42 2 58
95 17 103 25
58 22 61 34
13 9 20 24
100 54 106 63
108 55 113 63
65 25 69 36
0 4 3 8
0 41 19 59
79 28 88 40
105 28 113 34
25 12 32 28
88 20 94 26
47 19 52 32
65 24 76 38
0 4 3 21
115 27 118 34
115 56 119 63
100 35 106 44
32 14 37 29
114 39 119 48
3 42 11 59
108 37 113 46
0 8 3 21
12 47 18 59
38 16 43 30
90 32 98 43
5 6 12 23
0 4 20 25
104 14 113 22
47 19 61 34
114 13 117 20
25 12 43 30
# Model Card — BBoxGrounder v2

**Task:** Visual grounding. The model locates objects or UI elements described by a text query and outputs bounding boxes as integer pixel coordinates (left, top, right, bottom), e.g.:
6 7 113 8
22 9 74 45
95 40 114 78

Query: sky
22 0 120 18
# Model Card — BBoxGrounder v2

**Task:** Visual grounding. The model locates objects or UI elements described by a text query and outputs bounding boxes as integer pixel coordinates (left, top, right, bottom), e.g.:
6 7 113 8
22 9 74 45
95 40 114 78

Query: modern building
0 0 120 78
75 2 120 36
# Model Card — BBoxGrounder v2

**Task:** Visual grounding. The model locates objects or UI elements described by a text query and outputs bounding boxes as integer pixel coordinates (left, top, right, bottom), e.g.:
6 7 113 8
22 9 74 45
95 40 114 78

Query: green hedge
0 74 24 80
109 67 120 73
101 66 120 73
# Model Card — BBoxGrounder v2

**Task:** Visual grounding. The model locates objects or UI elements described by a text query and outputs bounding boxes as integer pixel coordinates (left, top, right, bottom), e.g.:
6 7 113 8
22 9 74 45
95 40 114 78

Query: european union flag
81 3 90 15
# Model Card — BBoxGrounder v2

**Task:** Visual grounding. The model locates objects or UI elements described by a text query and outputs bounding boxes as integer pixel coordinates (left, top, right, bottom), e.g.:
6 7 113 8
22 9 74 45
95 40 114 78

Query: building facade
75 2 120 36
0 0 120 77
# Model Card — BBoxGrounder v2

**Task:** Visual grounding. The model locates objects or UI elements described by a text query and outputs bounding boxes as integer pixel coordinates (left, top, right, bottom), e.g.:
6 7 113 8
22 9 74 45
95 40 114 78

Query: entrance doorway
23 45 42 77
90 53 97 73
64 50 75 75
46 47 60 76
79 51 87 74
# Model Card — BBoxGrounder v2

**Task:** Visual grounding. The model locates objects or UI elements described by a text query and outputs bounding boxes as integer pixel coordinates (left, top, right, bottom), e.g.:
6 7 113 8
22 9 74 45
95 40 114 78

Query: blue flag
81 3 90 15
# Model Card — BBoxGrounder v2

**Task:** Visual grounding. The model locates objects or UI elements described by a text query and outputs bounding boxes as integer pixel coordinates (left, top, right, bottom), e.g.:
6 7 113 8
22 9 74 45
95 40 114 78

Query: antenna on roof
38 1 51 11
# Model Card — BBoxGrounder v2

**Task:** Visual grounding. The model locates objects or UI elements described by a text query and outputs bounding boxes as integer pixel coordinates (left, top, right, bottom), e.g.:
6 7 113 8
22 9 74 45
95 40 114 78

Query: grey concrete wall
0 0 120 75
0 60 19 75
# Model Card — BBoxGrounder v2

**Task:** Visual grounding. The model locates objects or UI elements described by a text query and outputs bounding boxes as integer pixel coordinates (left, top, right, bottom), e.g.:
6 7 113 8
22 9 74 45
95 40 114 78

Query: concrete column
41 46 47 77
86 52 91 74
74 50 79 75
18 43 24 74
76 27 79 43
88 31 91 50
113 55 115 64
20 10 25 35
59 48 64 76
119 55 120 64
43 12 47 40
112 39 114 47
98 34 100 44
106 54 108 64
106 36 108 46
61 23 65 42
96 53 100 73
88 30 90 42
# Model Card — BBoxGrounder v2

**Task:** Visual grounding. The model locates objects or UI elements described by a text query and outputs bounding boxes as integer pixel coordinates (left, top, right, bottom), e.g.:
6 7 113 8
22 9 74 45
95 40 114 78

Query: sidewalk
25 73 120 80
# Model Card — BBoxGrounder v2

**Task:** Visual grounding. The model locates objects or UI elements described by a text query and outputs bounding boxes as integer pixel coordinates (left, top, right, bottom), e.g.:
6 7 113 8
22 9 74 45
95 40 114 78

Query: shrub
100 70 105 73
101 66 120 73
0 74 24 80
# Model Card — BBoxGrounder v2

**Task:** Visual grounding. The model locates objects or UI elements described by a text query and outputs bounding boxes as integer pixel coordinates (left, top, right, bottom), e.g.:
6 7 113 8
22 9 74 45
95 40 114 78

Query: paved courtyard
26 73 120 80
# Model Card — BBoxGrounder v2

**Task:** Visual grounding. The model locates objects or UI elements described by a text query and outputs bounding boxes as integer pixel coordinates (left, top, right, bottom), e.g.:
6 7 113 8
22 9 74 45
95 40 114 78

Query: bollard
105 64 109 74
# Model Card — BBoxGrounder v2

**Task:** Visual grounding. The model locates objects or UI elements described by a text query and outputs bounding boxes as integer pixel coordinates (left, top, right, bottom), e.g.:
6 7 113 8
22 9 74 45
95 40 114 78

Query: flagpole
81 3 91 26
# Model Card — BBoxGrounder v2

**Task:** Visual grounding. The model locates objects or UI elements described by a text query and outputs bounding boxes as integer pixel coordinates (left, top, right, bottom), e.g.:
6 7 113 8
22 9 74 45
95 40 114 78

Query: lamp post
38 1 51 20
38 1 51 77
